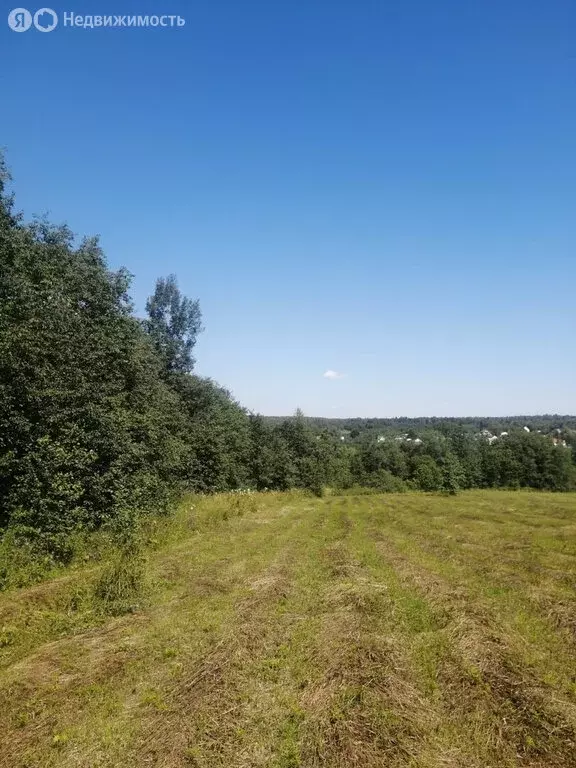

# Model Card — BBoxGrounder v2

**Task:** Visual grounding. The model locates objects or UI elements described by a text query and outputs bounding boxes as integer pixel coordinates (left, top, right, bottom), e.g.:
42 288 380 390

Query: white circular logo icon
8 8 32 31
33 7 57 31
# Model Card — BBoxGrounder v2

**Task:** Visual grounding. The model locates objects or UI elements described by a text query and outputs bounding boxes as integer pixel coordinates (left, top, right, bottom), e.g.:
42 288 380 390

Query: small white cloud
323 369 345 380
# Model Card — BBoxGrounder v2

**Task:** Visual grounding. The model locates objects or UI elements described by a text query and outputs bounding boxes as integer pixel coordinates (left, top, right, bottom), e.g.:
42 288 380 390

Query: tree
171 375 251 492
440 452 465 494
412 455 444 491
144 275 203 375
248 415 295 490
0 160 189 547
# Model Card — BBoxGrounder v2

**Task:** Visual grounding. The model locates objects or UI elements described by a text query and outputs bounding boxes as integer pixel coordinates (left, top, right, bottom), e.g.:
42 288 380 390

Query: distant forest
264 414 576 435
1 158 575 571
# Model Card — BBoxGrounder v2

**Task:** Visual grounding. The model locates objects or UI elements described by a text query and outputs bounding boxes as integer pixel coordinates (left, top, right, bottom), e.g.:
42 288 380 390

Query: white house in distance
376 434 423 445
477 425 569 448
553 436 568 447
479 429 499 444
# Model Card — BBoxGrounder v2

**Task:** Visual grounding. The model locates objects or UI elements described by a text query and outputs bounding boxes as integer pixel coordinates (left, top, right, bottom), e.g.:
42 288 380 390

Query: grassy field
1 490 576 767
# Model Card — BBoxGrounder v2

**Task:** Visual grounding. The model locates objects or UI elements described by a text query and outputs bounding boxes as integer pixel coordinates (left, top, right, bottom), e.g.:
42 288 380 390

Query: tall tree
144 275 203 375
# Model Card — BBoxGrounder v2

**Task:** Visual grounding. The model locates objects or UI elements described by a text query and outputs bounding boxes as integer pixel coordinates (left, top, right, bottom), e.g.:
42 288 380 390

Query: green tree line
1 160 575 566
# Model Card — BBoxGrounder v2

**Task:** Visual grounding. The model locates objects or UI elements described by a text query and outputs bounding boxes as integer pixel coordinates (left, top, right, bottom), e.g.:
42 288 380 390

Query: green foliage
364 469 408 493
0 182 189 542
440 452 466 495
412 455 444 491
144 274 203 375
171 374 251 492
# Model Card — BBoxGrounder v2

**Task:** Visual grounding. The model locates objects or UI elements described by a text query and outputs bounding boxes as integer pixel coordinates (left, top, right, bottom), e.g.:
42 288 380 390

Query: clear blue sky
3 0 575 417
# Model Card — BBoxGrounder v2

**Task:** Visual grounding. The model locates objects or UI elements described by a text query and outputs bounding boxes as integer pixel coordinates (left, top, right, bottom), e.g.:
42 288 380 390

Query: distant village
336 426 570 448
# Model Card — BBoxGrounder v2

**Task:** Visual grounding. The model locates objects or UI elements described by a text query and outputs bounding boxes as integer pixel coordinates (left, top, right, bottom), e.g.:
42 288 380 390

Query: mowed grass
1 490 576 767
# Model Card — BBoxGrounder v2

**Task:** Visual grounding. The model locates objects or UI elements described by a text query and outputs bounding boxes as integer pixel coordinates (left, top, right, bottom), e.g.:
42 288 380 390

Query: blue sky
3 0 575 417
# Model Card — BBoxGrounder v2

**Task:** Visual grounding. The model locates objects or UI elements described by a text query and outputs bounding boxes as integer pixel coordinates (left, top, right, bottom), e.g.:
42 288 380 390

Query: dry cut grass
1 489 576 767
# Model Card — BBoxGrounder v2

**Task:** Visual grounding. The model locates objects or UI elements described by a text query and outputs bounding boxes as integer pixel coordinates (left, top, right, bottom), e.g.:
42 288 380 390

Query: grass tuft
93 543 147 616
